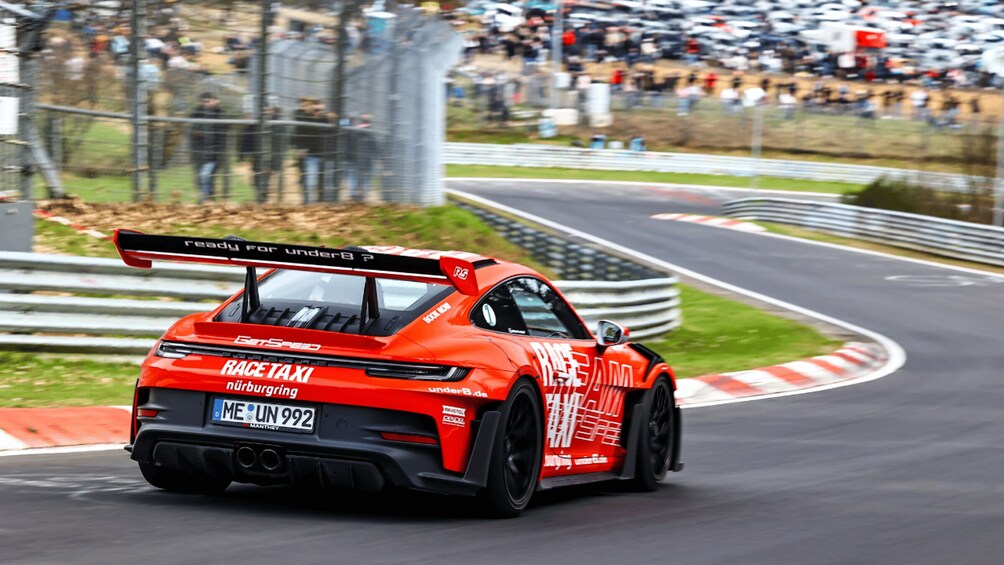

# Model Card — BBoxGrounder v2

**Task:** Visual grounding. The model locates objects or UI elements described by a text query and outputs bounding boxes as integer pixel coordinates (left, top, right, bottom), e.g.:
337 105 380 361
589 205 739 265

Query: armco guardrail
450 197 680 339
0 252 243 354
722 197 1004 267
0 251 679 353
443 142 973 191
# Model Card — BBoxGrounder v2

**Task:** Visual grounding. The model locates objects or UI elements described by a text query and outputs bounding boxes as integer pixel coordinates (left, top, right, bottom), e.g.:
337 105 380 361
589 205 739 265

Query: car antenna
224 235 260 323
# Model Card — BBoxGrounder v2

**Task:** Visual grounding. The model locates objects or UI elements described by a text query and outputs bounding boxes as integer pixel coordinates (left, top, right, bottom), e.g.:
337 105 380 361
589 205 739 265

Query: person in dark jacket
293 97 332 204
239 104 283 203
190 92 227 203
345 115 377 202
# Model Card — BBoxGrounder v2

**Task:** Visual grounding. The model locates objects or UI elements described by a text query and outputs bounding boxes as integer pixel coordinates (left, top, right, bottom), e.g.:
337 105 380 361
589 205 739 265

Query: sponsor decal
183 240 243 253
442 405 467 427
225 379 299 400
234 335 321 352
427 386 488 398
422 302 452 324
283 248 373 261
182 240 373 261
220 359 314 383
482 304 497 327
573 455 609 466
530 342 634 449
544 454 573 470
543 453 608 468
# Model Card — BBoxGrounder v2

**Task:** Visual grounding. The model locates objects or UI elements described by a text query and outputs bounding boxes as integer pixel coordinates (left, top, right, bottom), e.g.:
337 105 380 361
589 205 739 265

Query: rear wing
113 229 482 295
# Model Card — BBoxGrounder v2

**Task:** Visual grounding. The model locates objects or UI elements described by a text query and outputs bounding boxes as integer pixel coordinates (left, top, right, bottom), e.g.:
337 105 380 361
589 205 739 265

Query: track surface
3 180 1004 564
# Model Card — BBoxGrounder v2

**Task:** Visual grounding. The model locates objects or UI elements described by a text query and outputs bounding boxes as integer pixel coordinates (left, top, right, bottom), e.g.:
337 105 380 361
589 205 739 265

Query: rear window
215 270 454 336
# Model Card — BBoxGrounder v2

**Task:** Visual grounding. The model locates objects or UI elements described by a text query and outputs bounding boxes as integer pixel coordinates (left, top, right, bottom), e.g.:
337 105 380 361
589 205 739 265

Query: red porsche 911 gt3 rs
116 229 682 517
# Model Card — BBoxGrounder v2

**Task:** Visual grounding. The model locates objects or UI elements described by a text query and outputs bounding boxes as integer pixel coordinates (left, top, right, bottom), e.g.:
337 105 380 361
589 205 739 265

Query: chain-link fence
0 0 63 202
0 7 24 200
29 0 459 206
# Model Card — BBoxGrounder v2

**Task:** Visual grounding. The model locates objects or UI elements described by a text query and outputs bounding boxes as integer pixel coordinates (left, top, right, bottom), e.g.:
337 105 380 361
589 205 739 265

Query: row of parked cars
452 0 1004 75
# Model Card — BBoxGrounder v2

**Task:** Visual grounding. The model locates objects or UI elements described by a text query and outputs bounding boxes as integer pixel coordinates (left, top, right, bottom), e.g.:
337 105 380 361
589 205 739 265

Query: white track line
0 429 28 450
446 177 840 199
451 178 1003 279
746 229 1004 280
0 443 124 458
449 188 907 409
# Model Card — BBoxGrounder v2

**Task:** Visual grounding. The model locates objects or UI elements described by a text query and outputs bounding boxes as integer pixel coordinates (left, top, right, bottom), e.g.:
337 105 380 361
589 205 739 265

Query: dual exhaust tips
236 445 283 472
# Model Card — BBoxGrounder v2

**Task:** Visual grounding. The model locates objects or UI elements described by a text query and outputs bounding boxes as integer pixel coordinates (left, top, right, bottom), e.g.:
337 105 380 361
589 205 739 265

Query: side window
508 278 591 340
471 285 528 335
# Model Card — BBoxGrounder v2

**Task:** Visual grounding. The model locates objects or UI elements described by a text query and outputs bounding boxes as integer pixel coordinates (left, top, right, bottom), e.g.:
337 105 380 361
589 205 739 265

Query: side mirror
596 320 630 347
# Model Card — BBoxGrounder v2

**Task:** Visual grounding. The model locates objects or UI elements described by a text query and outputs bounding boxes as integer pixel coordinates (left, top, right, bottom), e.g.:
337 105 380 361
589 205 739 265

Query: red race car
116 230 682 517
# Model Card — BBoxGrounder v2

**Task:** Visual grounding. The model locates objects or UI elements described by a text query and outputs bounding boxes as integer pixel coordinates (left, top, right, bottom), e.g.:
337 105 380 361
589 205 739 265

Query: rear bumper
130 388 498 497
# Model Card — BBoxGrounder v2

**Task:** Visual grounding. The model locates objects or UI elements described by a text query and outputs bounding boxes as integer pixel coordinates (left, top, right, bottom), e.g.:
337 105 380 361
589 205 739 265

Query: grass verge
446 164 861 195
645 285 841 378
33 202 545 272
0 353 140 408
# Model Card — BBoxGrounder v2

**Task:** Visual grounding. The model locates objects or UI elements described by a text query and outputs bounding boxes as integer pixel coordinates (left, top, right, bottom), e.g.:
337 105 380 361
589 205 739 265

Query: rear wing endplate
113 229 480 295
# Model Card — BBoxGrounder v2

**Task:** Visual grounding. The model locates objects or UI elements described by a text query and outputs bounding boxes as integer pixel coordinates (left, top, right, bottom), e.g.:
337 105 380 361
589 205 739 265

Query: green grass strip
643 285 841 379
0 353 140 408
446 164 861 195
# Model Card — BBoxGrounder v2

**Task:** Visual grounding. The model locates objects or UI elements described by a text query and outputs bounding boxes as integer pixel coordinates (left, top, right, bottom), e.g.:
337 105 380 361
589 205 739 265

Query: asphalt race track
3 180 1004 564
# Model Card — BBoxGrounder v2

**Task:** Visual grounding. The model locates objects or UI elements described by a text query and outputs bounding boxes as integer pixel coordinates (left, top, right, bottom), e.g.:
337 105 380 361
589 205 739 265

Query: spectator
293 97 332 205
190 92 226 204
685 36 699 65
239 104 284 204
704 71 718 95
730 73 742 91
941 94 960 128
345 115 377 202
720 87 740 114
629 135 646 152
911 88 929 122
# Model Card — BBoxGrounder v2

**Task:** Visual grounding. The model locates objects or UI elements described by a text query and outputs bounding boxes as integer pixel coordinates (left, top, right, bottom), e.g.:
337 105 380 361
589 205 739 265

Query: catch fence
26 0 460 206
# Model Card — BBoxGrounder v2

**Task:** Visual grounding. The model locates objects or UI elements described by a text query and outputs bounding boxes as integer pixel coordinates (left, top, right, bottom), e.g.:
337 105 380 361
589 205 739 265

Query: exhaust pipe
236 446 257 469
259 449 282 471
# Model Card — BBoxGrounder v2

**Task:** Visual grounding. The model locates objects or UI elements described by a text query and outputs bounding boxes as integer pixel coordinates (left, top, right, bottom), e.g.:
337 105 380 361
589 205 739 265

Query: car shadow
131 478 687 521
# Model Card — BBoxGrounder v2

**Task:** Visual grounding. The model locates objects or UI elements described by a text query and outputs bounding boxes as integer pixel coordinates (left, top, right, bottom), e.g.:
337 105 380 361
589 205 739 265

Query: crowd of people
458 62 987 130
190 93 379 205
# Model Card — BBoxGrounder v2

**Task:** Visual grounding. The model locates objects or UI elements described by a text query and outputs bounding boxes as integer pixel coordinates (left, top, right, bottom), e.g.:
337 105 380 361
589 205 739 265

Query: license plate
211 398 315 434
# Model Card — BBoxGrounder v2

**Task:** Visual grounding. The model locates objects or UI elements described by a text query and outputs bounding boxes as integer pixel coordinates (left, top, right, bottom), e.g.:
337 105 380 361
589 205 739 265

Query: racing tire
632 377 675 492
139 462 231 495
481 379 543 518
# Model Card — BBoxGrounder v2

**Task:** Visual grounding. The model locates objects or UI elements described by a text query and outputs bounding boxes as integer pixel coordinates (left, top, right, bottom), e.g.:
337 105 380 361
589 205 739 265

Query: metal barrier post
129 0 150 202
255 0 273 204
751 104 764 190
994 86 1004 227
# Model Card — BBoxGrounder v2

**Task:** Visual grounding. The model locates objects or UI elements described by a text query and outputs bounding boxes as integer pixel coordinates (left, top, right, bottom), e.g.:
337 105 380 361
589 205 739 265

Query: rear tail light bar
379 432 439 446
155 341 469 382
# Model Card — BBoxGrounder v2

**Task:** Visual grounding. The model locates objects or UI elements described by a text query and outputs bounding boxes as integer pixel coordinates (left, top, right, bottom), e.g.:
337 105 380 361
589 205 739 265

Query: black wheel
138 462 231 495
632 377 675 492
481 379 543 518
